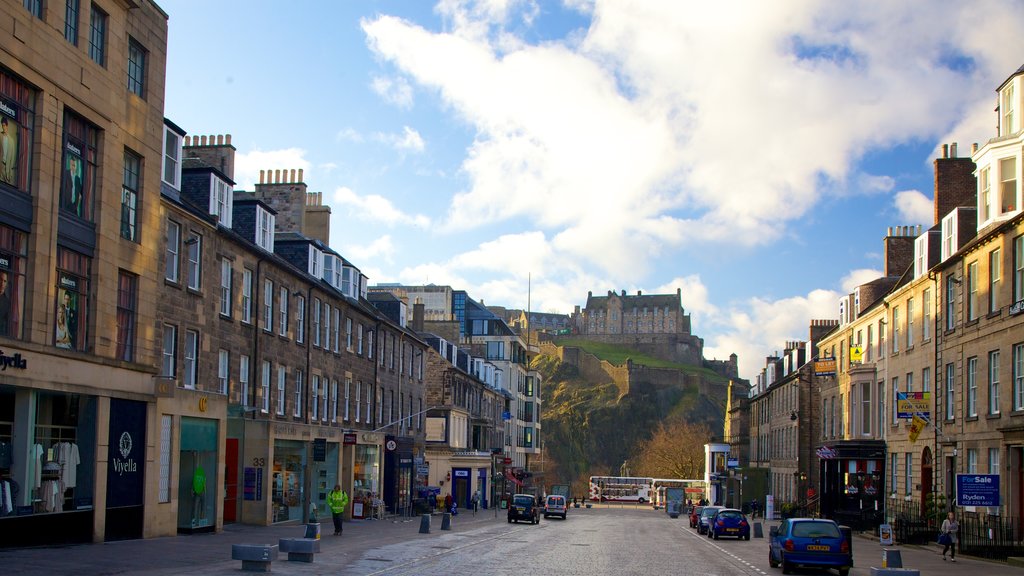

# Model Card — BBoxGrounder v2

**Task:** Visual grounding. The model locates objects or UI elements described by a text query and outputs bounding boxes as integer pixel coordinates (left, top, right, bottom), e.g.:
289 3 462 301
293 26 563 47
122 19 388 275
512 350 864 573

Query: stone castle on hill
569 289 739 380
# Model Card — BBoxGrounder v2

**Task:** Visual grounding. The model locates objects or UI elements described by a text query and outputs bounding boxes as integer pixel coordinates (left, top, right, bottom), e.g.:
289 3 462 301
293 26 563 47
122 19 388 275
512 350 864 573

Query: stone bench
279 537 320 563
231 543 278 572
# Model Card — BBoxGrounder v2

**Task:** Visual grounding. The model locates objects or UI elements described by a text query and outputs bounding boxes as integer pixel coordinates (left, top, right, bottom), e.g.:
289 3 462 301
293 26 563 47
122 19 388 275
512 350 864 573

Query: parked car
708 508 750 540
544 495 567 519
507 493 541 524
689 505 705 528
697 506 723 534
768 518 851 576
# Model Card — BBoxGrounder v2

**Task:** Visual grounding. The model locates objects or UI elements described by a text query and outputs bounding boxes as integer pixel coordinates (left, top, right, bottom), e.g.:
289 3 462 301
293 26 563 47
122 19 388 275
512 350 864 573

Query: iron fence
958 511 1024 560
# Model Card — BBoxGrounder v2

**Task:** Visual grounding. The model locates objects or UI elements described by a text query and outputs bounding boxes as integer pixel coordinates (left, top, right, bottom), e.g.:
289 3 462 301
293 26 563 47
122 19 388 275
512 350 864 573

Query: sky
158 0 1024 382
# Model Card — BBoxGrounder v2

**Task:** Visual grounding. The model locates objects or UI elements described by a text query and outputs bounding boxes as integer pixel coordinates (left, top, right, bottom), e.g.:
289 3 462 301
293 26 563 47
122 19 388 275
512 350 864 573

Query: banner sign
107 398 146 508
897 392 930 419
908 414 927 443
957 474 1000 507
814 359 836 376
816 446 838 459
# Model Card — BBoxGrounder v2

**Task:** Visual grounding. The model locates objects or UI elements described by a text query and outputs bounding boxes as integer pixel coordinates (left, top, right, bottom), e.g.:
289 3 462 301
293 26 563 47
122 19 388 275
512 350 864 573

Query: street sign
503 457 512 465
957 474 1000 507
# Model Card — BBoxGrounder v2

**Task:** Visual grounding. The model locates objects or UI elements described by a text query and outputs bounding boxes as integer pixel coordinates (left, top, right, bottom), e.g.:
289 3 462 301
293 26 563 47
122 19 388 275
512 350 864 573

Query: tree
631 419 712 479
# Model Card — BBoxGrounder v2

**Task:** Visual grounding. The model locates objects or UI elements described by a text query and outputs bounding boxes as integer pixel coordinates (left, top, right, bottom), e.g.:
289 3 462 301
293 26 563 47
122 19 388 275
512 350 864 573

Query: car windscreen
547 497 564 505
791 522 841 538
717 510 743 520
513 496 533 506
700 507 721 517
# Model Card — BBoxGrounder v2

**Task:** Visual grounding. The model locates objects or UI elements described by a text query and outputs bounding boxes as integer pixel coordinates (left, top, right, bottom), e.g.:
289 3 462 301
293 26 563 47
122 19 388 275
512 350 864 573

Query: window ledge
966 415 979 422
987 309 1003 320
965 318 980 327
1011 410 1024 417
987 412 1002 420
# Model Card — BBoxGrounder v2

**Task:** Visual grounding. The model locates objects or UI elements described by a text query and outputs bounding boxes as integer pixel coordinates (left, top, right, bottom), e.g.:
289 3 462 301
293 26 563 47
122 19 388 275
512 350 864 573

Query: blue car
709 508 750 540
768 518 851 576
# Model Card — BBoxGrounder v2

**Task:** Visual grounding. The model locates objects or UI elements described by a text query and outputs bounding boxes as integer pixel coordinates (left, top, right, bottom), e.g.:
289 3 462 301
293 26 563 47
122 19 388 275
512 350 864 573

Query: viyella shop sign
107 399 146 508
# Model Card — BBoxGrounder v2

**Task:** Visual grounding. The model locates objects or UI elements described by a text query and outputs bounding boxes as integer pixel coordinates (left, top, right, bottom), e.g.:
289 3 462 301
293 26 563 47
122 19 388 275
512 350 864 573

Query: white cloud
329 186 432 228
336 128 364 143
342 235 396 264
362 1 1023 279
894 189 934 227
373 126 426 152
840 268 883 294
704 288 840 379
371 75 415 109
233 148 311 190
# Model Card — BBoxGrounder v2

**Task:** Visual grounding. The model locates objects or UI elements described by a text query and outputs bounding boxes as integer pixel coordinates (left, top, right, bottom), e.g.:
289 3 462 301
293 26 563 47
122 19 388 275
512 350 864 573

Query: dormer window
1002 82 1017 137
999 156 1017 215
914 235 928 278
256 207 274 252
308 246 322 278
162 125 182 188
941 210 958 261
209 175 233 227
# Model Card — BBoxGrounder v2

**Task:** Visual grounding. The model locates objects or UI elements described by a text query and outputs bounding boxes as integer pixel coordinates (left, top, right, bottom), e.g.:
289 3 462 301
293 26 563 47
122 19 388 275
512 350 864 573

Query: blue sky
159 0 1024 380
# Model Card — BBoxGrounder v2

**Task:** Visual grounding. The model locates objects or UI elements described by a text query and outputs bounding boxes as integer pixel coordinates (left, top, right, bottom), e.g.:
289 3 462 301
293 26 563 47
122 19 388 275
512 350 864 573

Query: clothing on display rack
53 441 80 489
32 443 42 489
0 440 11 470
0 478 14 515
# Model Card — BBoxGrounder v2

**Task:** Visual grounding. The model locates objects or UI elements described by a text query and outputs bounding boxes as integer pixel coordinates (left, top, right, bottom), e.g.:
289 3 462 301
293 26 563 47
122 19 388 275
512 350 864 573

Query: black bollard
419 513 431 534
441 512 452 530
754 522 764 538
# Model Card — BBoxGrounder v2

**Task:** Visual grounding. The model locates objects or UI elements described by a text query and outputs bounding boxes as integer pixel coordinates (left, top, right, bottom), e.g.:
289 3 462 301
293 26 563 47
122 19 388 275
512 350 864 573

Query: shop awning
504 470 523 487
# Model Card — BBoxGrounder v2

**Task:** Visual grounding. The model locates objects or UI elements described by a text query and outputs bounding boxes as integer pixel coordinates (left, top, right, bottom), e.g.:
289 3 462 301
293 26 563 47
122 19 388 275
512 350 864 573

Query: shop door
455 476 469 509
224 438 238 523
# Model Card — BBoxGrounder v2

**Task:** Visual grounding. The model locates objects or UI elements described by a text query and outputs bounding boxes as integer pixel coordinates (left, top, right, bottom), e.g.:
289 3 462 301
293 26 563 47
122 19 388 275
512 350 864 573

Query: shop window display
177 417 217 531
272 440 305 523
0 387 96 520
352 444 379 518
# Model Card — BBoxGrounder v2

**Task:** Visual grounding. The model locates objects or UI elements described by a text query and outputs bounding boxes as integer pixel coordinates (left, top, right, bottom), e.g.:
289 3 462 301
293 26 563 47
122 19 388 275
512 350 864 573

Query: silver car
697 506 724 534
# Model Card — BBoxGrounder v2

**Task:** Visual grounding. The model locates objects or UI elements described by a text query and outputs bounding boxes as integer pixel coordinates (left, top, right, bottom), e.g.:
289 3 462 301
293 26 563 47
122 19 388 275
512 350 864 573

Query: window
120 151 141 242
322 378 329 422
278 286 288 336
967 449 978 474
256 207 274 252
186 232 201 290
367 330 374 360
127 38 146 97
331 380 338 422
88 5 107 66
24 0 42 18
906 372 914 393
1016 235 1024 303
295 295 305 344
262 279 273 332
906 298 914 348
184 329 198 389
967 261 978 321
261 361 271 413
990 350 1001 415
923 289 932 341
991 248 1002 313
990 448 1001 475
65 0 81 44
294 370 303 418
239 355 250 407
357 324 364 355
276 365 286 416
344 378 351 421
890 453 898 495
904 453 912 496
312 375 320 420
219 258 232 317
892 377 899 425
61 111 98 220
159 415 171 503
322 304 330 351
162 125 181 188
355 381 362 423
861 382 871 436
56 249 89 352
946 276 957 330
377 387 382 425
332 308 340 353
346 317 353 351
210 176 233 228
946 363 956 420
116 271 137 361
218 349 229 395
312 298 321 346
878 381 885 437
1001 157 1017 214
923 366 931 394
967 356 977 417
980 167 991 222
161 324 176 378
1003 82 1018 136
0 70 37 195
365 382 371 423
891 307 900 353
1015 344 1024 412
942 212 956 260
241 268 253 323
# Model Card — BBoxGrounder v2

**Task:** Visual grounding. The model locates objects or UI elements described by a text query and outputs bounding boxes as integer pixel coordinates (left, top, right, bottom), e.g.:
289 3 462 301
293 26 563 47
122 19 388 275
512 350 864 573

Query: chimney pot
216 135 223 145
972 142 978 154
290 169 296 183
226 134 232 145
950 142 958 158
200 135 208 146
184 135 190 146
942 144 949 158
274 169 281 183
259 169 265 184
298 168 304 182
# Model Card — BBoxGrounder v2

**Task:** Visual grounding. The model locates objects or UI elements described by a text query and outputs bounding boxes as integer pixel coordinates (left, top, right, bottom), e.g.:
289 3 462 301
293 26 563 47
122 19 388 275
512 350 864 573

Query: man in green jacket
327 484 349 535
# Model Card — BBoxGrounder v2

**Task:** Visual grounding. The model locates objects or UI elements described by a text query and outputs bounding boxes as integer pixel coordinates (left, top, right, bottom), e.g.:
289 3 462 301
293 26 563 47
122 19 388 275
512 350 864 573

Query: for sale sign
956 474 1000 507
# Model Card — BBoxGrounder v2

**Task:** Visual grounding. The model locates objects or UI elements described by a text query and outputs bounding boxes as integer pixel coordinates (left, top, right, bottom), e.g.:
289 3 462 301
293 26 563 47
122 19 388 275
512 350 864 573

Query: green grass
552 337 726 381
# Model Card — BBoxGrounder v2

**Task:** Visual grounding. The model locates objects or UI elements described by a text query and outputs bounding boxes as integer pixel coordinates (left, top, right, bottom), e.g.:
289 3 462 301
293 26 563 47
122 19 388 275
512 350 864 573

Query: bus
650 478 707 509
588 476 654 503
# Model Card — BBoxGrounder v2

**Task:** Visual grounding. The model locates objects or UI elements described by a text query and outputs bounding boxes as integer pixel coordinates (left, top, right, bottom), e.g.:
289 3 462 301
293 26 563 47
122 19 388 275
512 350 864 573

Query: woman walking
940 511 959 561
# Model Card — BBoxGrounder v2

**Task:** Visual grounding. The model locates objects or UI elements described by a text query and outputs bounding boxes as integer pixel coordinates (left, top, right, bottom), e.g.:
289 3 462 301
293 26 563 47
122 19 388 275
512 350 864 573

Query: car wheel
712 530 719 540
838 569 849 576
768 550 779 568
508 518 512 523
781 557 793 575
744 533 750 541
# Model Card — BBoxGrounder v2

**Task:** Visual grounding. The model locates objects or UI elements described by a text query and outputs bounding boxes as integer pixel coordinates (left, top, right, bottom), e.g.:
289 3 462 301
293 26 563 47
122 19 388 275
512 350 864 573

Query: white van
544 495 568 519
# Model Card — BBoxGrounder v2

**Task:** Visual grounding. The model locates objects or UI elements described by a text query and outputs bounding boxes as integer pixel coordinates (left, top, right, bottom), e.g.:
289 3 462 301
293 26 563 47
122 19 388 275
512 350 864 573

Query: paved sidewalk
0 509 505 575
847 530 1024 575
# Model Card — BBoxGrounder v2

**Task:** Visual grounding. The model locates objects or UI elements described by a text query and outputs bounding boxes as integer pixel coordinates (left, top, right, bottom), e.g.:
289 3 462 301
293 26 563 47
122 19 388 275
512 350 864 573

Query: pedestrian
444 492 453 513
940 511 959 561
327 484 349 536
471 490 480 515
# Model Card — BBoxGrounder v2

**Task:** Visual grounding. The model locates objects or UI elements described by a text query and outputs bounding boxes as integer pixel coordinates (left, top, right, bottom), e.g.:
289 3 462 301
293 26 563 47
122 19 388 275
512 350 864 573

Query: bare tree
631 419 712 479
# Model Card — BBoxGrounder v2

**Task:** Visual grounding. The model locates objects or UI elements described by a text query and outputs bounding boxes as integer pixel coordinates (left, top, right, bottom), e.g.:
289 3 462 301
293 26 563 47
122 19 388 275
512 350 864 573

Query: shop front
177 417 218 533
272 439 306 523
383 435 414 515
309 438 338 521
817 440 886 531
351 434 380 519
0 385 97 547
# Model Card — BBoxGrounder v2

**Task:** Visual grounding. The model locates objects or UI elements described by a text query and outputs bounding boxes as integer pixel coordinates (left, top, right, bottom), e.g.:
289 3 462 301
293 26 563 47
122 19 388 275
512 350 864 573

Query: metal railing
958 512 1024 560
